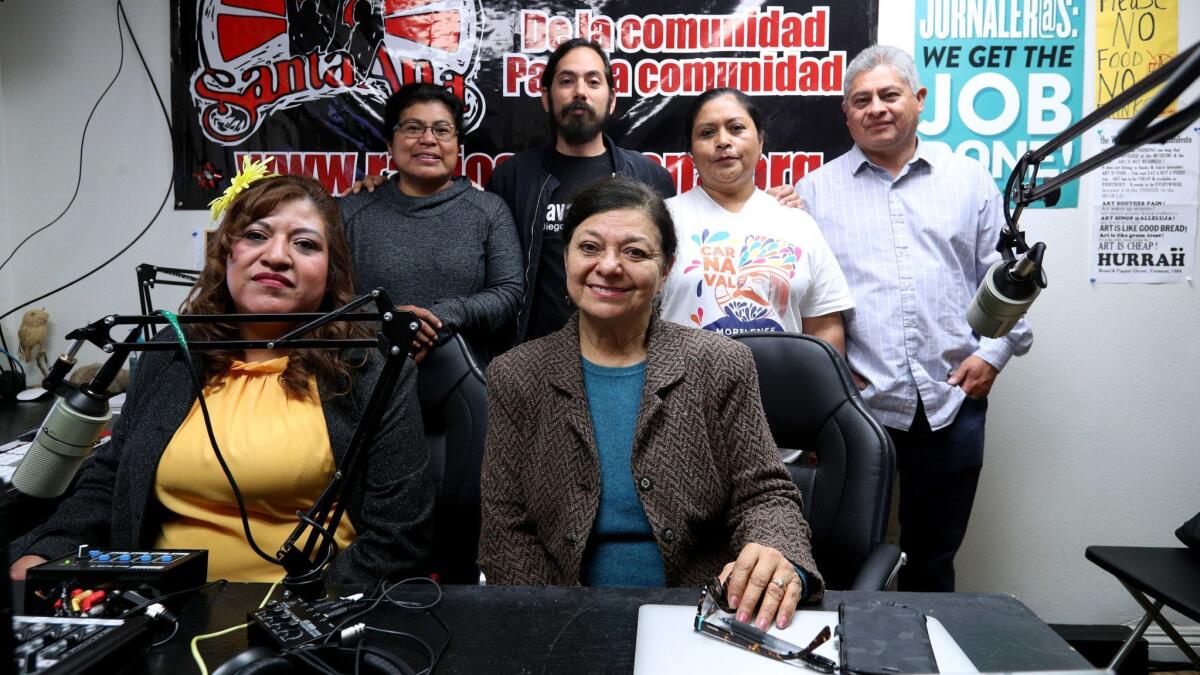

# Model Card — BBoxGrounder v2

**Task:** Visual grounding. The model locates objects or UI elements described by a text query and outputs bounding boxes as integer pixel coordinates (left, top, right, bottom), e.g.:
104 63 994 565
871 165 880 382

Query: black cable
0 3 125 274
295 510 341 568
0 0 174 321
117 579 229 618
286 579 448 674
0 347 23 375
116 0 170 136
171 334 283 567
423 609 452 675
322 579 440 646
150 621 180 648
158 315 342 573
285 647 342 675
322 581 392 644
0 325 19 372
356 578 443 611
0 178 172 323
363 626 435 671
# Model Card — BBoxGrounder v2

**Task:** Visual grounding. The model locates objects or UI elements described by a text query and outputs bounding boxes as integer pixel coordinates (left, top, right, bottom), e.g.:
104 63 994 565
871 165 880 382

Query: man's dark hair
380 82 465 142
562 175 677 266
539 39 615 92
684 88 765 146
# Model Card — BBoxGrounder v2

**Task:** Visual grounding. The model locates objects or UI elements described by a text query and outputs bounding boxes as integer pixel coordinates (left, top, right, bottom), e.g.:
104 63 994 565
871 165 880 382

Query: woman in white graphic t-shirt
660 88 854 354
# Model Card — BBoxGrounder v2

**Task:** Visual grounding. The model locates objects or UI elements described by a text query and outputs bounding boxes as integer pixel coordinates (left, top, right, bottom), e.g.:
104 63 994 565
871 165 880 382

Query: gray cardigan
12 347 433 585
339 177 523 359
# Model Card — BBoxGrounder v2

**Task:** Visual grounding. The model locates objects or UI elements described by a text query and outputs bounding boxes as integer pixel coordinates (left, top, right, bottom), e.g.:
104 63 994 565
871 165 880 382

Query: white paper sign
1088 121 1200 283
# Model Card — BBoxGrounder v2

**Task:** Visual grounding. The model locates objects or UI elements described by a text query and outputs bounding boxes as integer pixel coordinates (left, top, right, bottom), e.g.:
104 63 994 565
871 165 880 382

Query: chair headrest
732 332 860 430
417 334 485 414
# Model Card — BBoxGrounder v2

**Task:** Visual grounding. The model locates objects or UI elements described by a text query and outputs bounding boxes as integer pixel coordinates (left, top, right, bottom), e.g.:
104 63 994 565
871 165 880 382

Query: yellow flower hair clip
208 156 276 221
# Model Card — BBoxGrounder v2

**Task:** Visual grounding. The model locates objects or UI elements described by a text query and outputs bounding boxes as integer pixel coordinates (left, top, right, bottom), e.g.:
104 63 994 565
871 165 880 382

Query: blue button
160 555 174 563
118 554 131 562
98 554 111 562
139 554 152 562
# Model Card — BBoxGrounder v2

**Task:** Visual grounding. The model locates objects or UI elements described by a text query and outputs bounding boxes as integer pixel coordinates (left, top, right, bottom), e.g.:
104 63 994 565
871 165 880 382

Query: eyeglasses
693 576 836 672
393 121 457 140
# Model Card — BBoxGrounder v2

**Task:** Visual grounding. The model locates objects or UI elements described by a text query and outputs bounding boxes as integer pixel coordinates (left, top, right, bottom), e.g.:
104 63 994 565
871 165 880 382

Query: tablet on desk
633 604 977 674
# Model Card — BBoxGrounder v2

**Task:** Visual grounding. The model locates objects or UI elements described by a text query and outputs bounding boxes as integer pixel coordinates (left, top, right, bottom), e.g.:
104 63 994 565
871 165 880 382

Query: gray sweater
339 177 523 359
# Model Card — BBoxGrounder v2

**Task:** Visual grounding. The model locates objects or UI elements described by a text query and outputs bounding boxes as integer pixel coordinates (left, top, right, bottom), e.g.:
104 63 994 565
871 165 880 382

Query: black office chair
416 334 487 584
731 332 900 591
1085 545 1200 669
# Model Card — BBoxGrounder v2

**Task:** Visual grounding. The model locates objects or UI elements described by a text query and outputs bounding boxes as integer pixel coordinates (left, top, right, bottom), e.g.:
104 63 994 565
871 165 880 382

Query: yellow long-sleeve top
153 356 356 582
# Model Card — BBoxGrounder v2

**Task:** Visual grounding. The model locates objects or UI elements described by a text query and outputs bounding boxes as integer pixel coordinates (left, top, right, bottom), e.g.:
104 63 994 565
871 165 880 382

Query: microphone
967 242 1047 339
11 338 125 499
12 389 110 499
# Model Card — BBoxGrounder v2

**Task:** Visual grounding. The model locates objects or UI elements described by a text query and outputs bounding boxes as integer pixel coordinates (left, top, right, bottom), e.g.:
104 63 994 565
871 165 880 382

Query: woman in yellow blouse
10 174 433 583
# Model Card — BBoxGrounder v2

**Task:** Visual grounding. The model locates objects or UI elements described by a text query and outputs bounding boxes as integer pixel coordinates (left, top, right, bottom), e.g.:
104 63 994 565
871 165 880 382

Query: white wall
878 0 1200 628
0 0 200 375
1 33 8 357
2 0 1198 628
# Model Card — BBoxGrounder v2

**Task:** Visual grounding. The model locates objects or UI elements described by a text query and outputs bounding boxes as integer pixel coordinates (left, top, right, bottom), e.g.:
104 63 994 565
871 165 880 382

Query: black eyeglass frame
693 576 836 672
392 120 458 140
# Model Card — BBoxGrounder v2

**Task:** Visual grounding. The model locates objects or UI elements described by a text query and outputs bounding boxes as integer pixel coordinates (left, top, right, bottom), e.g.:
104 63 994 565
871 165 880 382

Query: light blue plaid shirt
796 142 1032 431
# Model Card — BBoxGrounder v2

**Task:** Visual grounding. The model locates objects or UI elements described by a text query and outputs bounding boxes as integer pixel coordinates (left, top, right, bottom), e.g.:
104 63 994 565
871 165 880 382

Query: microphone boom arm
1004 41 1200 245
967 40 1200 339
30 289 419 600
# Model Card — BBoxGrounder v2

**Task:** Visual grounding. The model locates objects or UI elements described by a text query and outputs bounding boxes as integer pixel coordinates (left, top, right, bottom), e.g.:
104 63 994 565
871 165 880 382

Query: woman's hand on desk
720 543 804 631
10 555 47 581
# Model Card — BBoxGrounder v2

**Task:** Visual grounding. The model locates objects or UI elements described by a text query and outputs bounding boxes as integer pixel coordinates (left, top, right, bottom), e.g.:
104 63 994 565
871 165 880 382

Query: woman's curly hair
181 174 369 399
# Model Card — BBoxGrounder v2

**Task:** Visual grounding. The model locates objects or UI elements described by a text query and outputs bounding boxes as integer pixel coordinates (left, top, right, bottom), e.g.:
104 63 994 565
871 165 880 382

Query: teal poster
915 0 1085 207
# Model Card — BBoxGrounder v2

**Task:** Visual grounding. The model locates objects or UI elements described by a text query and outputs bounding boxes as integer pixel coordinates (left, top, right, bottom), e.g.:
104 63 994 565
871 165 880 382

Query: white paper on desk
0 439 30 455
633 605 976 674
0 441 32 483
0 434 113 482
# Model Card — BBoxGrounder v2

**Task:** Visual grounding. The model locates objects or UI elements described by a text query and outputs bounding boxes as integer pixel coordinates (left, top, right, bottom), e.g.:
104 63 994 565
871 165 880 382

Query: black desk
1086 545 1200 668
124 584 1090 673
0 399 51 442
1 398 61 537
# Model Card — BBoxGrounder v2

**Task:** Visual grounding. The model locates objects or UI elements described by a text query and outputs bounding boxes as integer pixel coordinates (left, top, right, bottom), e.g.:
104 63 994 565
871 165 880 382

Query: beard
549 99 612 146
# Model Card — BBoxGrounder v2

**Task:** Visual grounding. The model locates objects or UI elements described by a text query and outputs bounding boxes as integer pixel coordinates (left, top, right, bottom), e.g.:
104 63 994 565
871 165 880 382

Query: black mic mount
969 39 1200 338
991 241 1046 299
134 264 201 342
996 39 1200 295
37 289 418 601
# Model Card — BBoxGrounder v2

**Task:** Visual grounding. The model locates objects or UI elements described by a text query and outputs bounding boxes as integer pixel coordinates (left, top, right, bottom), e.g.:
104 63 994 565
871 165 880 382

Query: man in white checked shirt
796 45 1033 592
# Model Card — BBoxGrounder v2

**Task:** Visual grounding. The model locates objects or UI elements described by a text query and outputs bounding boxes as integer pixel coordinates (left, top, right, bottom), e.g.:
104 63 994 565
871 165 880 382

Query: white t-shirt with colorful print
661 187 854 335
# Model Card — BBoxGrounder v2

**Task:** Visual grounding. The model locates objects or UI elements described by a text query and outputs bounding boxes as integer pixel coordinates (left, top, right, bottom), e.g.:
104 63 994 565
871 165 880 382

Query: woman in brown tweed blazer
479 176 822 632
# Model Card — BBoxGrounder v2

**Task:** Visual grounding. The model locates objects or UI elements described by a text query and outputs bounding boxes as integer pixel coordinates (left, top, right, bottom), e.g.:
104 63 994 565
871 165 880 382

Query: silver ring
772 577 787 589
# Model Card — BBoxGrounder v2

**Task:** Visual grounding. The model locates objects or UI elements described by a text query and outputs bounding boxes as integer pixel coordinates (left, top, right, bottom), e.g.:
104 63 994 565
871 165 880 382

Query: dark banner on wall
171 0 876 210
